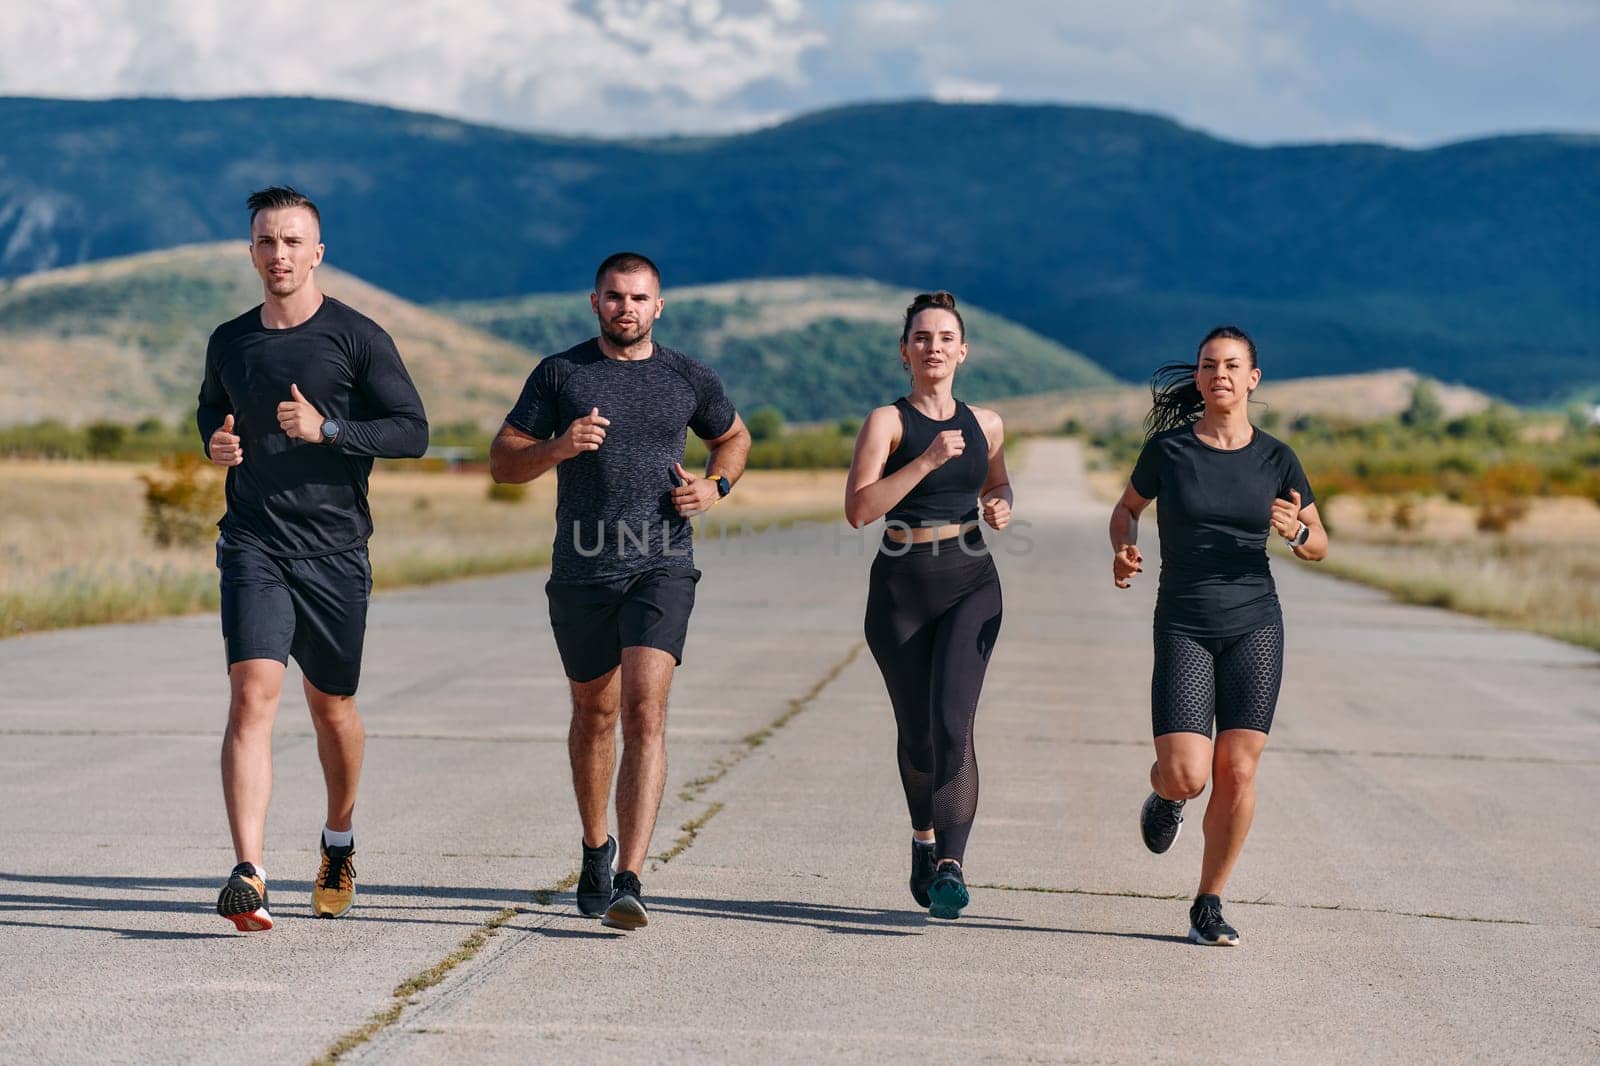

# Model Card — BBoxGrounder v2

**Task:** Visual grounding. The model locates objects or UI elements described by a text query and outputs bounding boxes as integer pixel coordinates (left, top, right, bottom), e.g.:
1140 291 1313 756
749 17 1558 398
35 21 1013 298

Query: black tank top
882 397 987 528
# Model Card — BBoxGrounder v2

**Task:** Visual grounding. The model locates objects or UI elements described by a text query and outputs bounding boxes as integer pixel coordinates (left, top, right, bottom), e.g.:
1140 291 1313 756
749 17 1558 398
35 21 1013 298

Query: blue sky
6 0 1597 145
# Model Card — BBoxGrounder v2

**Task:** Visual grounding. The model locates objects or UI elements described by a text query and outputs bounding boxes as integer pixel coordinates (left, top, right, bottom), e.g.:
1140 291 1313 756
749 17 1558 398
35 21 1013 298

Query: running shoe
909 839 937 908
1140 792 1185 854
217 862 272 932
601 871 648 930
576 835 616 918
927 861 969 920
1188 894 1240 946
313 838 356 919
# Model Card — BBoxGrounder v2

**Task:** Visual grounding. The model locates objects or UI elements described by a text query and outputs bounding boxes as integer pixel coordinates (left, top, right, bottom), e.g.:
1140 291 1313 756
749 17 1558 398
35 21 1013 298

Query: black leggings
864 530 1003 863
1151 620 1284 737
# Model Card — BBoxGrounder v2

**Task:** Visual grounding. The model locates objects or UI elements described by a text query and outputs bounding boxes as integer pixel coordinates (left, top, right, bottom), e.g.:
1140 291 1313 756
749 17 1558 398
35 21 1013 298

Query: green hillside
442 278 1115 421
0 248 1111 429
0 244 537 428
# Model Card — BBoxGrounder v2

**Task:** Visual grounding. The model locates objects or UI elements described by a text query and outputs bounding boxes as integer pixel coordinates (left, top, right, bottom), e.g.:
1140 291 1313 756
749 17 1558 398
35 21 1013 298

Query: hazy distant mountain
2 96 1596 402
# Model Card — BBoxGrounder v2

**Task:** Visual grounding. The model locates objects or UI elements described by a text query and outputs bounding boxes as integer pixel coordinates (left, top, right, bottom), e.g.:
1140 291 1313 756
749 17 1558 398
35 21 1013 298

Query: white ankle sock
913 836 935 848
323 825 354 848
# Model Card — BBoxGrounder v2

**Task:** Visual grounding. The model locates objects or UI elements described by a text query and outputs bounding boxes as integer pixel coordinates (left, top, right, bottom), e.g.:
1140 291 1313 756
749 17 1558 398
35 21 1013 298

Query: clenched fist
981 496 1010 530
563 407 609 458
1113 543 1143 588
209 414 243 467
921 429 965 468
277 383 324 442
1270 489 1304 540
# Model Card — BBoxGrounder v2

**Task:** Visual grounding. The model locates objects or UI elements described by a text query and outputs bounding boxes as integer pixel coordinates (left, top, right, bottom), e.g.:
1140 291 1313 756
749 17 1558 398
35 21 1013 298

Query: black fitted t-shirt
1130 426 1314 637
881 398 986 528
505 339 737 584
196 297 429 558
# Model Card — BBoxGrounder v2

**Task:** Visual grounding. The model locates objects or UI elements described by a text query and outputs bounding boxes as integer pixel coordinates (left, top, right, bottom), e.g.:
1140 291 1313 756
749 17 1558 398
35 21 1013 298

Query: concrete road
1 439 1596 1064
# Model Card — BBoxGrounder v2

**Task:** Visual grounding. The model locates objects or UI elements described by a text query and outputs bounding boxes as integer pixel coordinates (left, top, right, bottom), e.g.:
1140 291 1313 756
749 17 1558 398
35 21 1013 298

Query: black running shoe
576 836 616 918
1140 792 1185 854
216 862 272 932
1189 894 1240 946
927 861 969 920
601 870 648 930
909 839 937 908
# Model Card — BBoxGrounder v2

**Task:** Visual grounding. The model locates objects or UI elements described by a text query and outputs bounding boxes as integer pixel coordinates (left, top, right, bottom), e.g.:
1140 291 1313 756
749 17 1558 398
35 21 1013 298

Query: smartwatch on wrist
320 419 341 446
715 474 732 498
1285 521 1309 548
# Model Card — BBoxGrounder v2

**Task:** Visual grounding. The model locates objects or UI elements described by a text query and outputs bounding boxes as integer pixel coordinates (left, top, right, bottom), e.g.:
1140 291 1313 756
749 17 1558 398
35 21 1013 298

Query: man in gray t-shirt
491 253 751 930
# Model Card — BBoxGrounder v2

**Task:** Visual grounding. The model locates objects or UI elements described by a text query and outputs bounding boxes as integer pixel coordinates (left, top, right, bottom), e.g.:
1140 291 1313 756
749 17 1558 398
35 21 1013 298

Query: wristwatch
715 474 732 498
320 419 342 446
1285 522 1309 548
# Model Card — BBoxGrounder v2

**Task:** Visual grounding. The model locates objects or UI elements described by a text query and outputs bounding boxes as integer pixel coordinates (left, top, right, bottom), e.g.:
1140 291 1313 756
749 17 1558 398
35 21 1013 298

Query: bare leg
304 678 365 834
615 647 675 875
1197 729 1269 897
1151 732 1212 802
568 667 622 849
221 659 287 867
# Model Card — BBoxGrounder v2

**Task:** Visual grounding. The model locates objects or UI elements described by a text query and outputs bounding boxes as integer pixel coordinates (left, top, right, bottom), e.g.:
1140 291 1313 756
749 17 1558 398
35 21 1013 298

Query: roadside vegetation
1084 382 1600 652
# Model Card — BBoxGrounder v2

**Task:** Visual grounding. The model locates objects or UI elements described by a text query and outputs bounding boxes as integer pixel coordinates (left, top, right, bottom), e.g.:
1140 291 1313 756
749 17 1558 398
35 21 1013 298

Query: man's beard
600 319 652 348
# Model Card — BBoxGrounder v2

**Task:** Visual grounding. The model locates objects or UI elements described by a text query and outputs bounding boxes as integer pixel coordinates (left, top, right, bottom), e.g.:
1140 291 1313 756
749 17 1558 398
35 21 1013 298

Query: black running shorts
217 536 372 696
546 567 700 683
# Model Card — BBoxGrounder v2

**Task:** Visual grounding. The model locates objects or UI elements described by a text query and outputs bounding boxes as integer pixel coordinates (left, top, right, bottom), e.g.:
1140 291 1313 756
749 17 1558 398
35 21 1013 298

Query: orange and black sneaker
312 838 356 919
217 862 273 931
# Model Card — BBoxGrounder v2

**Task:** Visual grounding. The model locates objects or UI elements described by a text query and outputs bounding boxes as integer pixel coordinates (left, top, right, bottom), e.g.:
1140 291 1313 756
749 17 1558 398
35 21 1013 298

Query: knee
1159 759 1210 800
311 693 359 728
571 701 619 738
228 682 280 729
620 700 666 744
1212 754 1260 796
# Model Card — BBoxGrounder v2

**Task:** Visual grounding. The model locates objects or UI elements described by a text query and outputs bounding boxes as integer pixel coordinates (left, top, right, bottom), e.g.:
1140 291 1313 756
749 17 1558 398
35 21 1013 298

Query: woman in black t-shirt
1108 325 1328 946
845 291 1014 920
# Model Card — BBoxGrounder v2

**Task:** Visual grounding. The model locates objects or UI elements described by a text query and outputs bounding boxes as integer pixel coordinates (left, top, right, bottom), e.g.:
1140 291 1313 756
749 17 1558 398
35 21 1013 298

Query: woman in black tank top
844 291 1014 920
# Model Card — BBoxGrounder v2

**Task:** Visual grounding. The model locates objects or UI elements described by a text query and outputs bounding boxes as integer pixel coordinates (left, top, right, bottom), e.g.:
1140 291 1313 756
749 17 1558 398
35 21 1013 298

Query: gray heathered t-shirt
505 338 738 584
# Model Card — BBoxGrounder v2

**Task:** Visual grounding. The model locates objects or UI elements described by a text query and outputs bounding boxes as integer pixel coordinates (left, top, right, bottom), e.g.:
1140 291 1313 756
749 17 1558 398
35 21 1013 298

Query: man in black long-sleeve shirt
197 186 428 931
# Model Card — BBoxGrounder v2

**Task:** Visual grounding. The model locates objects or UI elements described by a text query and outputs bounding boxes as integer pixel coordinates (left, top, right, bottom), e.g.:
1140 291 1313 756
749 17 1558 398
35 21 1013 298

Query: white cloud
1 1 1594 143
0 0 823 134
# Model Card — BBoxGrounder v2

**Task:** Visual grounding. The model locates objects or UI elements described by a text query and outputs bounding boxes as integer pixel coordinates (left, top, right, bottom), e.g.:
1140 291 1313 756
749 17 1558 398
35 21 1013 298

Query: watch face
322 419 340 440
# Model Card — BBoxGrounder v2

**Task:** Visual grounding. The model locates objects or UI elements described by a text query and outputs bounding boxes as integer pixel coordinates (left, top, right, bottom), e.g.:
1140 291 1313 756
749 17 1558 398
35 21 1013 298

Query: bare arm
1109 481 1153 588
972 406 1013 529
670 413 753 516
704 412 751 484
489 407 609 484
843 406 963 529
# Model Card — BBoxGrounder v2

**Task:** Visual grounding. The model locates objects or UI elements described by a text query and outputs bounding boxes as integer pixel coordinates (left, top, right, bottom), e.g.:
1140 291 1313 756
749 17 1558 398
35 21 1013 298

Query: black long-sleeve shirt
197 296 429 558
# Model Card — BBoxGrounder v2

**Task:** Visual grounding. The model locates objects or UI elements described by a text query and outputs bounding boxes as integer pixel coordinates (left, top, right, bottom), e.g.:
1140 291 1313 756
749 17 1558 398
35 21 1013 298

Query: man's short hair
247 186 321 229
594 252 660 291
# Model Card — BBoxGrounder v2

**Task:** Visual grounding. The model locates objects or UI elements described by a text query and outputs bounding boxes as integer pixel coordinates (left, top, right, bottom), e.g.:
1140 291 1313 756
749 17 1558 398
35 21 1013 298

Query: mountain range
2 96 1596 402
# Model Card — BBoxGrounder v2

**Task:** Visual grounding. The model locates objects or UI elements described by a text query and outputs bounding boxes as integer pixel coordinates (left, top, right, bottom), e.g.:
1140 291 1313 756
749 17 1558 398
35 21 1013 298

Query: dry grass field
1080 450 1600 652
0 461 845 638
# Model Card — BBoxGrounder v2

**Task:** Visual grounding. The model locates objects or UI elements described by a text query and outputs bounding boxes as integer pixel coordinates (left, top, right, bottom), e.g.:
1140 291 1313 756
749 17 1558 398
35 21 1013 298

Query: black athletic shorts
546 567 700 683
217 536 372 697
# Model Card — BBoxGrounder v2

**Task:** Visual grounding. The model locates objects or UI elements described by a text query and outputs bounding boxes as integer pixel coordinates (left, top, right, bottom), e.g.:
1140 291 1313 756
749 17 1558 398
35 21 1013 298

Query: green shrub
85 422 127 459
486 480 528 503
